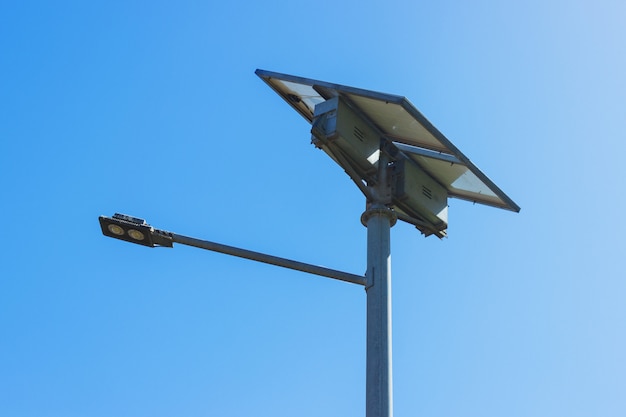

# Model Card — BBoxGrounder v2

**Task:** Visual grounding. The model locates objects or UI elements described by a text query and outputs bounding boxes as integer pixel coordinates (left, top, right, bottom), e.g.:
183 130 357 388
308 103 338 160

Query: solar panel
256 69 520 236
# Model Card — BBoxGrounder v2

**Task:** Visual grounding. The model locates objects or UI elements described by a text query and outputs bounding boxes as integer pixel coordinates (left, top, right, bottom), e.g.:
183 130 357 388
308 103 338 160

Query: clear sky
1 1 625 416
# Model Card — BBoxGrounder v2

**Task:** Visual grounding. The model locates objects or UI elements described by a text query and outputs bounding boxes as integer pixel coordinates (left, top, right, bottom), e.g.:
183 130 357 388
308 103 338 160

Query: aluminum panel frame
256 69 520 213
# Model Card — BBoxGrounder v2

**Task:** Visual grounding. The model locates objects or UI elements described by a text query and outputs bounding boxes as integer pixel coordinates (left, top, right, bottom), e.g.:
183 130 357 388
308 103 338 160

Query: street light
99 213 365 285
99 70 519 417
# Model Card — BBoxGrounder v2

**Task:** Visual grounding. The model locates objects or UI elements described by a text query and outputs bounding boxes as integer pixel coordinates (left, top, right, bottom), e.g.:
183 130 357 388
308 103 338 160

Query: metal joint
360 205 397 227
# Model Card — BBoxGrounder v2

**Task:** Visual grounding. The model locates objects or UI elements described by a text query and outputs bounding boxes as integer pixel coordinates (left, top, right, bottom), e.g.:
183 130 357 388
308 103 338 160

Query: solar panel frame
256 69 520 213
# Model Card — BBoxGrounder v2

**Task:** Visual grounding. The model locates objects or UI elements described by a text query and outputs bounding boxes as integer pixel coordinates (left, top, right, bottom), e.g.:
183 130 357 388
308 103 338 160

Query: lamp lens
107 224 125 236
127 229 145 241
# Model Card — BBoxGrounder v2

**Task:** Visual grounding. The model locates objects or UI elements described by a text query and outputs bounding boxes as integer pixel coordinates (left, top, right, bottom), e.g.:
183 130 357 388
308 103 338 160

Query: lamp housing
98 213 173 248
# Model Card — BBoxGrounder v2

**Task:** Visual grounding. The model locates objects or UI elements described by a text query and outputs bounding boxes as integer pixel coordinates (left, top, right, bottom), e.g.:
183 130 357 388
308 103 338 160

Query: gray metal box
312 96 381 179
392 158 448 233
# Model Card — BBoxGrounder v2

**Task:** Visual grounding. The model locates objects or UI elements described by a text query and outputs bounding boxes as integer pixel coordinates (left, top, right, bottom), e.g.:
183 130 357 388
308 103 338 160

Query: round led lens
107 224 125 236
127 229 145 241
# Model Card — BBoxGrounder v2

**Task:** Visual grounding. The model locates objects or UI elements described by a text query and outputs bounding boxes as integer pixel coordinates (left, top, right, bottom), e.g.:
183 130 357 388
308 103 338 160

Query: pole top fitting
361 204 398 227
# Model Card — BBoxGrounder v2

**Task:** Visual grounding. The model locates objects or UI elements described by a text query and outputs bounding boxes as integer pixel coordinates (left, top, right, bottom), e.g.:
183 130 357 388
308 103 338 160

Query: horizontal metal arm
170 233 366 286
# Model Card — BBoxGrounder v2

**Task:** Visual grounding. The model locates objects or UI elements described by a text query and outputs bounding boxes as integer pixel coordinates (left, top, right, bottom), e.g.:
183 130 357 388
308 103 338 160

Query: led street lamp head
98 213 173 248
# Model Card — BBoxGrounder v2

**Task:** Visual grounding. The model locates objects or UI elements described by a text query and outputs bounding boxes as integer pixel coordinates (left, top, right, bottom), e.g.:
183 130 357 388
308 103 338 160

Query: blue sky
1 1 625 416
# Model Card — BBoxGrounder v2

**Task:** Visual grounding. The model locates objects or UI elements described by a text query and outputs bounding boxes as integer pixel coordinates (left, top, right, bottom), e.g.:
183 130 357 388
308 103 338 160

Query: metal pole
169 232 366 286
362 204 396 417
362 146 397 417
